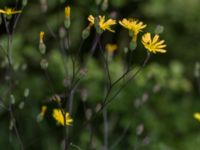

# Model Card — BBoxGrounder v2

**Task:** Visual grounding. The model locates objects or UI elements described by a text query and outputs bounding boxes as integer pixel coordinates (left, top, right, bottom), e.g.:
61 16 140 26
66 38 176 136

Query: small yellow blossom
141 32 167 54
88 15 116 32
40 105 47 117
0 8 22 15
106 44 118 54
52 109 73 126
40 31 45 44
119 18 146 41
65 6 70 18
194 112 200 122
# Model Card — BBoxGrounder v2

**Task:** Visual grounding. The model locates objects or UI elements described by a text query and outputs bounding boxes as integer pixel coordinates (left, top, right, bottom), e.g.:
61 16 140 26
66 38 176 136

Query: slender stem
98 40 112 87
105 52 151 106
90 34 100 55
83 52 150 127
103 108 109 150
9 105 24 150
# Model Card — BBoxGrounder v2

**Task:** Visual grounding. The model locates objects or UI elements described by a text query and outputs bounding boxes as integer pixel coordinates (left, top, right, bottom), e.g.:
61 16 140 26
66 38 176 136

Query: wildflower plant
0 1 168 150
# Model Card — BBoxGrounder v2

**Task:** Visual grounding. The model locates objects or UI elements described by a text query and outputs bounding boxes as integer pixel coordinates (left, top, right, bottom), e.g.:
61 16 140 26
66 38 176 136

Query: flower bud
64 17 71 29
39 43 46 54
40 59 48 69
129 41 137 51
22 0 28 7
64 6 71 29
155 25 164 34
82 26 91 40
194 62 200 78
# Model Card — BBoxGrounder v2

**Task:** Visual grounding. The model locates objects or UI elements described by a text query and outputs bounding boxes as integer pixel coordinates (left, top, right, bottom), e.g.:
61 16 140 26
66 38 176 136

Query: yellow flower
0 8 22 15
65 6 70 18
106 44 118 54
52 109 73 126
141 32 167 54
40 31 45 44
88 15 116 32
119 18 146 41
194 112 200 122
40 105 47 117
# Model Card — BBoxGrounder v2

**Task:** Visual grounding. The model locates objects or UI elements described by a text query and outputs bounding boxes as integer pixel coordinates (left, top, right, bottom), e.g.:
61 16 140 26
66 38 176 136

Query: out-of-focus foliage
0 0 200 150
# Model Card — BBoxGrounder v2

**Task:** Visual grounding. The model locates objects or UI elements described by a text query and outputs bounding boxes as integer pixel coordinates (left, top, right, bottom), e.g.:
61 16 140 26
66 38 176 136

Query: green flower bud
64 18 71 29
155 25 164 34
22 0 28 7
40 59 48 69
129 41 137 51
39 43 46 54
82 27 91 39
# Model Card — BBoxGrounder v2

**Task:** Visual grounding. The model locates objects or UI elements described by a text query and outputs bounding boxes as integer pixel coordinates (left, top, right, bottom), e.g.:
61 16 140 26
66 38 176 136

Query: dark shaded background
0 0 200 149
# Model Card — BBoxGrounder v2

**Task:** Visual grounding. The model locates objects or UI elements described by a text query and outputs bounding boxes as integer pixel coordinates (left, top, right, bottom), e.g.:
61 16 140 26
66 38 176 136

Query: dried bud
24 88 30 97
40 59 48 69
136 124 144 135
155 25 164 34
85 109 92 120
59 27 66 39
194 62 200 78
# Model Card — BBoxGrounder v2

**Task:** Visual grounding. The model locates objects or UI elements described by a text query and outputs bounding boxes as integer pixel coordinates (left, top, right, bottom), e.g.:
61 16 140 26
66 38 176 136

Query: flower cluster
84 13 167 53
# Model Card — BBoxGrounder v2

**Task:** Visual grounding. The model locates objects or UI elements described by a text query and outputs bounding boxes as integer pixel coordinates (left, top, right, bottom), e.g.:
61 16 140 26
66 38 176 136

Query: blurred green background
0 0 200 149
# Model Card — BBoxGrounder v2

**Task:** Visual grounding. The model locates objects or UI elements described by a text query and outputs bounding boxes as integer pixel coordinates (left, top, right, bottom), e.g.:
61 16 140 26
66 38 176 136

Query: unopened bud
101 1 108 11
10 94 15 105
64 18 71 29
40 59 48 69
194 62 200 78
39 43 46 54
95 0 102 5
155 25 164 34
59 27 66 39
129 41 137 51
82 27 91 40
22 0 28 7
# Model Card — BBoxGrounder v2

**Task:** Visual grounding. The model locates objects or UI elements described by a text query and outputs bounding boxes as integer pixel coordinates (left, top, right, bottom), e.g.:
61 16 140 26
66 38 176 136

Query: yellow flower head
88 15 116 32
119 19 146 33
106 44 118 54
52 109 73 126
141 32 167 54
65 6 71 18
119 18 146 41
194 112 200 122
40 31 45 44
0 8 22 15
40 105 47 117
